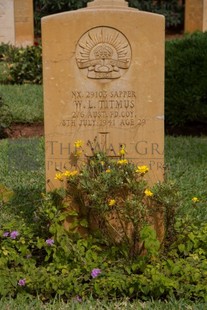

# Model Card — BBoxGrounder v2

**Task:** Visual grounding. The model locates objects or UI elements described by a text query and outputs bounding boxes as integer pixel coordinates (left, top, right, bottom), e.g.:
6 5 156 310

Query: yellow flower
136 165 149 174
63 170 78 177
105 169 111 173
119 146 126 156
64 170 72 177
192 197 199 203
100 161 105 166
75 150 83 157
117 159 128 165
74 140 83 148
144 189 153 197
108 199 116 206
70 170 78 177
55 172 64 181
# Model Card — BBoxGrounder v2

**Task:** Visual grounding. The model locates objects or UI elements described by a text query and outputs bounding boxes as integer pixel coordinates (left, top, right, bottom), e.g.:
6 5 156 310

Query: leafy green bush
0 43 23 62
0 180 207 301
2 44 42 84
0 44 18 84
165 32 207 127
56 141 179 257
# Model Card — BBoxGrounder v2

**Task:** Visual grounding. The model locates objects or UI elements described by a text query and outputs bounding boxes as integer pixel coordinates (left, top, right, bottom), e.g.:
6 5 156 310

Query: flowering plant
0 141 206 301
55 140 179 257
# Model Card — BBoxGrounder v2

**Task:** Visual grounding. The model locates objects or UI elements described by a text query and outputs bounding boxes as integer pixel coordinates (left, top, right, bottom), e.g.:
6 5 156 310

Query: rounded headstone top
87 0 128 8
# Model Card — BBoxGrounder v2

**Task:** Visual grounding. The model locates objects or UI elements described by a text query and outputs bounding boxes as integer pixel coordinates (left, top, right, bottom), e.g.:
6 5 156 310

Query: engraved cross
99 131 110 152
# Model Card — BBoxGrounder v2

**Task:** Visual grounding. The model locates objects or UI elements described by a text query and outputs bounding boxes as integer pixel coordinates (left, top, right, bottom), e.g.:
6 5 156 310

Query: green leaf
67 210 79 216
129 287 134 295
178 244 185 253
79 219 88 228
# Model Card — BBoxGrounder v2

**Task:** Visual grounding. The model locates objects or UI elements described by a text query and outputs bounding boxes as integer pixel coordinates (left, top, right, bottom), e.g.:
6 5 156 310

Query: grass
0 137 45 225
0 296 207 310
165 135 207 220
0 84 43 123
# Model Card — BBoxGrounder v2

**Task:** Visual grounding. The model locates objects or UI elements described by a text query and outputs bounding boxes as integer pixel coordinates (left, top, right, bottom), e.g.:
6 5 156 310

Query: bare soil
165 122 207 137
4 123 44 139
165 33 184 41
1 121 207 140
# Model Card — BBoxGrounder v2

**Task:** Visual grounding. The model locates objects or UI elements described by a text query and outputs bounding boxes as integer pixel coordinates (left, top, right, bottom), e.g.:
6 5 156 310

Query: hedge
165 32 207 127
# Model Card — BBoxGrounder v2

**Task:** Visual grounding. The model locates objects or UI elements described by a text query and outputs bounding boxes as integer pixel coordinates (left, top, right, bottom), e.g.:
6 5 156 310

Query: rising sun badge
76 26 131 80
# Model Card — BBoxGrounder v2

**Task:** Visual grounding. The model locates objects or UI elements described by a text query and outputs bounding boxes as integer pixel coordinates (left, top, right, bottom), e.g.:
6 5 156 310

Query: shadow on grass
0 137 45 225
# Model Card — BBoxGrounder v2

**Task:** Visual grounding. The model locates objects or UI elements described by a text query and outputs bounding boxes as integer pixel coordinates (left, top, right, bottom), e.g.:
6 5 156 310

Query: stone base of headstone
64 198 165 256
147 200 165 245
63 196 89 237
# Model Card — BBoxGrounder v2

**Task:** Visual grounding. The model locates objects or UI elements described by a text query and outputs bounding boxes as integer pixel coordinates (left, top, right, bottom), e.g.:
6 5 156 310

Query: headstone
0 0 15 44
185 0 207 33
14 0 34 47
42 0 165 191
0 0 34 46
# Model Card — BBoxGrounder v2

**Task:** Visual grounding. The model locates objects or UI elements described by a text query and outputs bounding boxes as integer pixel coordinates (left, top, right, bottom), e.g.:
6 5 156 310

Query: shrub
0 43 15 62
0 44 18 84
57 141 179 257
2 44 42 85
1 173 207 301
165 32 207 127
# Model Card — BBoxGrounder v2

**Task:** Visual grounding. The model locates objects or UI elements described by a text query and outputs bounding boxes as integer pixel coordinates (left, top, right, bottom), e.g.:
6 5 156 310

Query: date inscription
60 90 146 128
